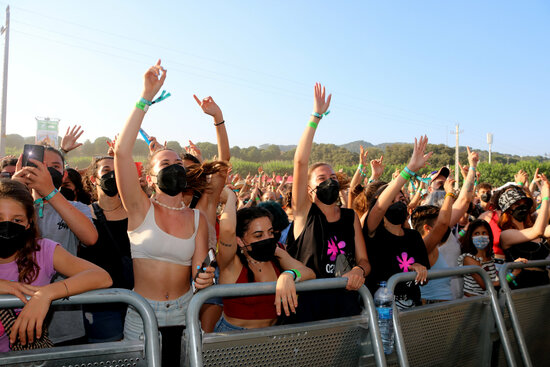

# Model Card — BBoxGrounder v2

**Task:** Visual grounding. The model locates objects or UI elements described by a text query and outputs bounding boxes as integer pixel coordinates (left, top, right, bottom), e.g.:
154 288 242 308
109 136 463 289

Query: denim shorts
124 290 192 341
214 315 246 332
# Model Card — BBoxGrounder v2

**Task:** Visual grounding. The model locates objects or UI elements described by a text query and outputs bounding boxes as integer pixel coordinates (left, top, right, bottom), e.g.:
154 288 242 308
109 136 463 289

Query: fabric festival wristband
135 101 147 111
469 166 476 171
445 192 457 200
151 90 171 104
516 182 524 186
308 121 318 129
33 188 59 218
400 170 412 181
291 269 302 282
311 110 330 119
403 166 416 177
542 197 549 201
358 164 364 171
139 97 153 106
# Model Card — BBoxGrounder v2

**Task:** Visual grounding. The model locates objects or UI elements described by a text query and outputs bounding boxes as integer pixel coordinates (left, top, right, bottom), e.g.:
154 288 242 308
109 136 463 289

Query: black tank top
287 204 356 278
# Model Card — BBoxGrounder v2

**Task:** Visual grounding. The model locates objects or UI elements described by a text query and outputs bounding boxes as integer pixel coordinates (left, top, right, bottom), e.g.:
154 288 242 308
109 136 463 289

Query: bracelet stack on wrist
311 110 330 119
283 269 302 282
445 192 457 200
505 272 518 287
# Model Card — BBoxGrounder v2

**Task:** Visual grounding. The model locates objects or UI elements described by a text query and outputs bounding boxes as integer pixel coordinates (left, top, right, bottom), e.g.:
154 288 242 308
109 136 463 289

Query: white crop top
128 203 199 266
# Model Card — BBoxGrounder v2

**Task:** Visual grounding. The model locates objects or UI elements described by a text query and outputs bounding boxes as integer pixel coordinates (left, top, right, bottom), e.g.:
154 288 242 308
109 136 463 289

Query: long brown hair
0 179 41 283
83 156 114 202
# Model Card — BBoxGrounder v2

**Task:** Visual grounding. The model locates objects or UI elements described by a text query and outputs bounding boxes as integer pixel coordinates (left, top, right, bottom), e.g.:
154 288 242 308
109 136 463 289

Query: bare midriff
223 314 277 329
132 258 191 300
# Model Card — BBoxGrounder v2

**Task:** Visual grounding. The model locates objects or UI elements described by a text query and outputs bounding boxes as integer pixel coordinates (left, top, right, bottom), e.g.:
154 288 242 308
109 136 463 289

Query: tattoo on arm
220 242 233 247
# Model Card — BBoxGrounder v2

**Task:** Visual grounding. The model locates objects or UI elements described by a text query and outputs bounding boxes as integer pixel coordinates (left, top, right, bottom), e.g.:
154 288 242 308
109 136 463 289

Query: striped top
457 254 498 296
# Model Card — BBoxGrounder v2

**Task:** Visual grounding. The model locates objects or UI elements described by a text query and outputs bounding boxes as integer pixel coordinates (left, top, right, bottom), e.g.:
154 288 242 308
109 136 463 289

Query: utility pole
0 6 9 157
487 133 493 164
450 124 463 189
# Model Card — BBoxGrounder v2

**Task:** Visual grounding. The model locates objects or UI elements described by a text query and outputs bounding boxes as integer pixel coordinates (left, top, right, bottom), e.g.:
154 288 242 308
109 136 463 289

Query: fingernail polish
202 267 206 271
196 265 200 270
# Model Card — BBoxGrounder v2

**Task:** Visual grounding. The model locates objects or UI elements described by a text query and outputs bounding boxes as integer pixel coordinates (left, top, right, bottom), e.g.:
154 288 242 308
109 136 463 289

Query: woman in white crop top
114 60 215 364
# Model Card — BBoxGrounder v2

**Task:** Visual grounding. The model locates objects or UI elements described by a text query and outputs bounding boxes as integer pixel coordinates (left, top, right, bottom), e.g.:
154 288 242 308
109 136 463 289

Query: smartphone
139 128 151 145
22 144 45 168
192 249 217 294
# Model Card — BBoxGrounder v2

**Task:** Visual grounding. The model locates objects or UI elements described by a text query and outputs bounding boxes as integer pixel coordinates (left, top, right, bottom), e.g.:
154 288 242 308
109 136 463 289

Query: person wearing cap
429 167 450 193
499 176 550 289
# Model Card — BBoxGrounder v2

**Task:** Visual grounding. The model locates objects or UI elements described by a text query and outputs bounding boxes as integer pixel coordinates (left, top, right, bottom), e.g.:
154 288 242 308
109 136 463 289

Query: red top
489 210 504 256
223 262 281 320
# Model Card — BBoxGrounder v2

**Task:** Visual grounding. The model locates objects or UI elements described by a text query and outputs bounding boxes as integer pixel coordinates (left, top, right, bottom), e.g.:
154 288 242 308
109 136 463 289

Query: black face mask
48 167 63 189
60 187 76 201
0 221 27 258
385 201 408 225
155 164 187 197
99 171 118 197
315 178 340 205
244 237 277 262
511 205 529 222
480 192 491 203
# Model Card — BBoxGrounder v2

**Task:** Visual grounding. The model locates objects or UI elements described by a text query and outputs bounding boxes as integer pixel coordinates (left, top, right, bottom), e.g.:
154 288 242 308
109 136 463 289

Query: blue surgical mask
472 235 490 250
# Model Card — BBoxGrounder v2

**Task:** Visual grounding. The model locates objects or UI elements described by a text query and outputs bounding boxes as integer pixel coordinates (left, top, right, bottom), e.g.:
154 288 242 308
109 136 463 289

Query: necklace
153 197 187 211
100 201 122 212
247 257 264 272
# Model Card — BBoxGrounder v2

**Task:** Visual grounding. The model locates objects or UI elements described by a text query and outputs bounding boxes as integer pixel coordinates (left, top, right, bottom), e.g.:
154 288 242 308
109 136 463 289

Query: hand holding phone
192 249 217 293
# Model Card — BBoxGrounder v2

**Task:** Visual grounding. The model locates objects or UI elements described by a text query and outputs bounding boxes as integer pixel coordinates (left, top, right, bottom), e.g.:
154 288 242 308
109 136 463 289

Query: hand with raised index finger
466 147 479 168
193 94 223 120
142 59 167 102
359 145 368 166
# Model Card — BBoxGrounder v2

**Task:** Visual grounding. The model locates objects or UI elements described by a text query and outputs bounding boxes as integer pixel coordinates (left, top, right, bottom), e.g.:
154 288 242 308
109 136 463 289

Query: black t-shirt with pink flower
363 220 430 309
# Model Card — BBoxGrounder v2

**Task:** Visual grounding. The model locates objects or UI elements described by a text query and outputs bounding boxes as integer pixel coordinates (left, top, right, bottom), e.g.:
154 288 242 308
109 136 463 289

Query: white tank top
128 203 198 266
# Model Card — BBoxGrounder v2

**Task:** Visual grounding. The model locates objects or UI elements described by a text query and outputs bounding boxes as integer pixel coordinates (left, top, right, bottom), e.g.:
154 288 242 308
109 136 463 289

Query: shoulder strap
92 202 123 257
193 209 200 232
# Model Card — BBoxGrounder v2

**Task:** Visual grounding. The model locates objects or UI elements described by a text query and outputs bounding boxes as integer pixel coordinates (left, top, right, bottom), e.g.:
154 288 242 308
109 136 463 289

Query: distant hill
258 144 296 152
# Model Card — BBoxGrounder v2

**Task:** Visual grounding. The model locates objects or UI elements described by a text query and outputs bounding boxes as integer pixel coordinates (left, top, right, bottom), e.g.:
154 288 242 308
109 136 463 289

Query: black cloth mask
59 187 76 201
0 221 28 258
480 192 491 203
385 201 408 225
48 167 63 189
245 237 277 262
511 205 529 223
99 171 118 197
315 178 340 205
155 164 187 197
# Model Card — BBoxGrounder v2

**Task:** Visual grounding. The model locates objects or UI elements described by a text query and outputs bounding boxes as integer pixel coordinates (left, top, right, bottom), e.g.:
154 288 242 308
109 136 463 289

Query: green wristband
308 121 318 129
542 197 549 201
400 170 411 181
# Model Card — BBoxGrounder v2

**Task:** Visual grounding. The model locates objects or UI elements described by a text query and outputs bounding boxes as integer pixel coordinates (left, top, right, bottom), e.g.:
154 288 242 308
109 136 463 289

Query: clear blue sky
1 0 549 157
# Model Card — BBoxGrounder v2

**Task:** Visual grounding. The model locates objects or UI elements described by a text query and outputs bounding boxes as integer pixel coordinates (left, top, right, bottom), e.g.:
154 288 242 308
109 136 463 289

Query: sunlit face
43 150 64 175
0 198 30 229
262 191 277 202
146 150 183 188
237 216 274 250
308 165 336 201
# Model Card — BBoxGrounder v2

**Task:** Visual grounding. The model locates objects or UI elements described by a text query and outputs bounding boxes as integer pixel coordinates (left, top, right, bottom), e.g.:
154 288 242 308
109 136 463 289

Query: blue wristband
139 97 152 106
33 188 59 218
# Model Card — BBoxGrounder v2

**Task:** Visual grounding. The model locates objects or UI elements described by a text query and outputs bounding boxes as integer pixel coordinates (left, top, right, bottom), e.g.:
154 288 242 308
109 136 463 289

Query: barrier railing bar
185 277 387 367
0 288 161 367
498 259 550 367
387 266 517 367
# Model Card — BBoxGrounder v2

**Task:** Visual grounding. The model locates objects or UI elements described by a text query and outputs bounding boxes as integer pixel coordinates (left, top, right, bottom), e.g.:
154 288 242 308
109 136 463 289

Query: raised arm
114 60 166 217
500 175 550 249
450 147 478 226
348 146 368 206
368 155 385 184
194 95 230 162
367 136 432 235
292 83 331 234
423 178 456 254
217 187 238 270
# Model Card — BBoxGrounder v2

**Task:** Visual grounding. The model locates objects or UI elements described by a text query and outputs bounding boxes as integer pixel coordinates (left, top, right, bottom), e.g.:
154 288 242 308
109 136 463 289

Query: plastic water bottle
374 281 394 354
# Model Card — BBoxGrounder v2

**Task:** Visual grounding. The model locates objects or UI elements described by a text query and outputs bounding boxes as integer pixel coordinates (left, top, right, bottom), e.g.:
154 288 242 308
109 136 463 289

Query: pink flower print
327 236 346 261
396 252 415 272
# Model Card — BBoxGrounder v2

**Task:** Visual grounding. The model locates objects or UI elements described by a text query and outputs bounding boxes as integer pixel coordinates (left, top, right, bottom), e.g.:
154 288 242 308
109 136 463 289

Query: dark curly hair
0 179 41 283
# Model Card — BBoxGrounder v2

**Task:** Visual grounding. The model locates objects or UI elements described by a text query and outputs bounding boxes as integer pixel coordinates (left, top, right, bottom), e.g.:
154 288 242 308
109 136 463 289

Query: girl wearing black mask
216 189 315 331
114 61 215 365
498 177 550 289
286 84 369 322
0 179 111 352
79 156 131 343
363 136 431 310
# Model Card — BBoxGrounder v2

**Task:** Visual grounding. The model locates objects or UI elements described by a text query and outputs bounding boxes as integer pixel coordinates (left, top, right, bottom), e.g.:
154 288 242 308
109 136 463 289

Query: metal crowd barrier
498 259 550 367
185 278 387 367
387 266 516 367
0 288 161 367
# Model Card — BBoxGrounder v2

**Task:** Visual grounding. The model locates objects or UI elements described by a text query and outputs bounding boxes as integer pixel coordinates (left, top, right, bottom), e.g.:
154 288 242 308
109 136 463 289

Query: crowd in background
0 61 548 365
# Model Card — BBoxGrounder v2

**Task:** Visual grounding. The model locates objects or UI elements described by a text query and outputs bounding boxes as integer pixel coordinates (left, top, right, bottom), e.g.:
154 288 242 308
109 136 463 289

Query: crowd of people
0 61 549 364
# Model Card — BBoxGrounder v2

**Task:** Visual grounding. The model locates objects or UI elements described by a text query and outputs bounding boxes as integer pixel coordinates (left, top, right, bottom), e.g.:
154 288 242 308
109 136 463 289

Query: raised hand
142 59 166 102
514 169 529 186
467 147 479 168
359 145 368 166
106 135 118 157
407 135 432 173
370 155 385 180
313 82 332 116
185 140 203 163
444 178 456 194
193 95 222 120
61 125 84 153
